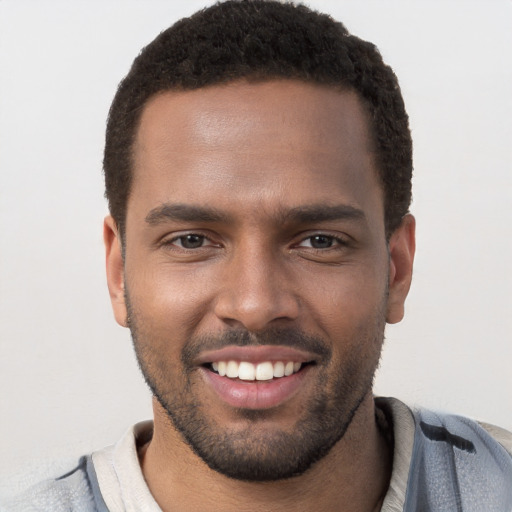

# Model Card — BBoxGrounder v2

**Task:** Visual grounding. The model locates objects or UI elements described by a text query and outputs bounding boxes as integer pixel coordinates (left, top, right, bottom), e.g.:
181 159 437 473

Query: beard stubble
126 292 386 482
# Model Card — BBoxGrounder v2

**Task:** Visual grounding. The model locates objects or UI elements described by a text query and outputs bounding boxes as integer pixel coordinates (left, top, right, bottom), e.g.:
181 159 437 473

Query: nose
213 242 300 332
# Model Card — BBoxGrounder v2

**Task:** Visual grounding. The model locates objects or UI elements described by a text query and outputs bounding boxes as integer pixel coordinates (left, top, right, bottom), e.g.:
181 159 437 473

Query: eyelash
296 234 348 250
161 232 348 251
162 233 216 250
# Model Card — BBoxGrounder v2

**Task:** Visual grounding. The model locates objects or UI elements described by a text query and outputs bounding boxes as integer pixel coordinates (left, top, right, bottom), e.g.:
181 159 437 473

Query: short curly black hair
104 0 412 239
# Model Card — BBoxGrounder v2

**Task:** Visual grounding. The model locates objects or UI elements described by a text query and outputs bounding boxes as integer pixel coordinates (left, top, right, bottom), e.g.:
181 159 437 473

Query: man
4 1 511 511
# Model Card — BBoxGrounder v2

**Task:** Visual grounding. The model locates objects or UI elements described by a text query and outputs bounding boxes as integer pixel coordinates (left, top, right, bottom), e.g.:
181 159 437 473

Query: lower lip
200 366 311 410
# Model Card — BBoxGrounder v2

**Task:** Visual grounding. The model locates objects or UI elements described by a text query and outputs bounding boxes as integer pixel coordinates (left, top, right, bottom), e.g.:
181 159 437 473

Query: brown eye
296 234 347 251
309 235 334 249
177 234 205 249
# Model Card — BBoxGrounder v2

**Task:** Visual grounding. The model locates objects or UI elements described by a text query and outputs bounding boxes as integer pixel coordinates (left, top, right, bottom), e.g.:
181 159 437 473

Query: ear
386 214 416 324
104 216 128 327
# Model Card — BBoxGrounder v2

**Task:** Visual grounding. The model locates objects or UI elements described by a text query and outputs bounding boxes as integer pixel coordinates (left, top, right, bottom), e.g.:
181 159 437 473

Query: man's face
105 80 413 481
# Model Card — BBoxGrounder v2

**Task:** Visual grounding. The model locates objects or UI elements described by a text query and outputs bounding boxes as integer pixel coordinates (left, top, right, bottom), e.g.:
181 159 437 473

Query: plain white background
1 0 511 491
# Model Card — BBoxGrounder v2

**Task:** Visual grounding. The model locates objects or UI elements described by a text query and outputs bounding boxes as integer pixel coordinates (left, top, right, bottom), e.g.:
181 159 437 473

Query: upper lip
195 345 317 365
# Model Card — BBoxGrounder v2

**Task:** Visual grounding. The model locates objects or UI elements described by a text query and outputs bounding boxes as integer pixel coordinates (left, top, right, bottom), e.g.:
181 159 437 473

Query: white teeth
238 361 256 381
256 362 274 381
211 360 304 380
273 361 285 378
226 360 238 378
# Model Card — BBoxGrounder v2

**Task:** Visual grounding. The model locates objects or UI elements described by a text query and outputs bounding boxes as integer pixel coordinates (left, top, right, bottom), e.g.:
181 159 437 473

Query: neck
140 393 391 512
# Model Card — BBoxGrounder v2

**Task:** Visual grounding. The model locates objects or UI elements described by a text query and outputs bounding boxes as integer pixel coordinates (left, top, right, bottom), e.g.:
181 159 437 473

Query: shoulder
478 420 512 456
0 456 107 512
407 402 512 511
411 406 512 464
376 397 512 512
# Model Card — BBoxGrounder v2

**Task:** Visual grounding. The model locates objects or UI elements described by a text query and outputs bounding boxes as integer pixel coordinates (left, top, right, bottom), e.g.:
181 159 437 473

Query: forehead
130 80 382 223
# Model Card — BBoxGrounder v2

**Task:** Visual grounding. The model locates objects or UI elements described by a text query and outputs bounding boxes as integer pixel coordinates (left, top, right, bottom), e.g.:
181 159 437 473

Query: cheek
126 259 216 340
303 262 388 344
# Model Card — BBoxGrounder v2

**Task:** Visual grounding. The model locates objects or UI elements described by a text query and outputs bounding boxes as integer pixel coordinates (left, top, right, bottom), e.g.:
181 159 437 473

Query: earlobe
104 216 128 327
386 214 416 324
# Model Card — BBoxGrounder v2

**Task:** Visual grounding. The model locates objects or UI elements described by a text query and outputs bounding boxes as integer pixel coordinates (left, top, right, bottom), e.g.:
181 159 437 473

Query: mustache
182 327 331 365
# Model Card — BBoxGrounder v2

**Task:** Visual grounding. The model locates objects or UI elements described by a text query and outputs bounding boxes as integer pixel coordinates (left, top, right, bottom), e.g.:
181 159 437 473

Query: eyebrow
281 204 366 224
144 202 365 226
145 203 230 225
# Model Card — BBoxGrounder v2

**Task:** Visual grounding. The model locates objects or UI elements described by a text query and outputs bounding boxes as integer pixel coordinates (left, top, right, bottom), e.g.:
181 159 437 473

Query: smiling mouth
200 349 317 409
207 360 312 381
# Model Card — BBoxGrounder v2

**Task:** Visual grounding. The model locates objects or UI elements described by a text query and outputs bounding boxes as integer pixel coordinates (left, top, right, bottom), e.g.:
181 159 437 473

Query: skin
104 80 415 511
